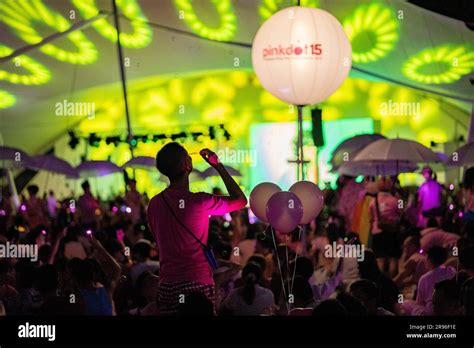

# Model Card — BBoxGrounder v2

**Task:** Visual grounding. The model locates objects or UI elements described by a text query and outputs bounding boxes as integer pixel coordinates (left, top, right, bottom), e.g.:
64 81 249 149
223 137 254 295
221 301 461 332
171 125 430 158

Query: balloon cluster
249 181 324 234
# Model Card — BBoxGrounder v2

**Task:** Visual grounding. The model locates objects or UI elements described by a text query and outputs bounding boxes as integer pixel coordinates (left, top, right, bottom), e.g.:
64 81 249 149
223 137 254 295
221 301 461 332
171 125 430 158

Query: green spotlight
0 89 16 109
403 44 474 84
343 3 399 63
174 0 237 41
72 0 152 49
0 0 98 65
0 44 51 85
259 0 319 22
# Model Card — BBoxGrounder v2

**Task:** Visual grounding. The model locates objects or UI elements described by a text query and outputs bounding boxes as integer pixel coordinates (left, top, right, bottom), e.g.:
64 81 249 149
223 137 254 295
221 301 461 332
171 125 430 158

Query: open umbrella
76 160 122 178
121 156 156 170
330 134 386 170
338 160 417 177
0 146 30 169
200 165 242 178
446 142 474 167
354 138 439 163
27 155 78 178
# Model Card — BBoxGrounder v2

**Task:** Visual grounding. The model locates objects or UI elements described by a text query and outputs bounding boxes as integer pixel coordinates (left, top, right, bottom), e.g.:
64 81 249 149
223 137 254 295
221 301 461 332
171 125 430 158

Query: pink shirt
369 192 400 234
418 180 442 212
147 188 232 285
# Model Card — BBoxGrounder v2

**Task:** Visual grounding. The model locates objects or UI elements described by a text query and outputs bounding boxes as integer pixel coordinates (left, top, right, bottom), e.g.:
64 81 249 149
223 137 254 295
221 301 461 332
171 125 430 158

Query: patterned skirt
157 281 215 315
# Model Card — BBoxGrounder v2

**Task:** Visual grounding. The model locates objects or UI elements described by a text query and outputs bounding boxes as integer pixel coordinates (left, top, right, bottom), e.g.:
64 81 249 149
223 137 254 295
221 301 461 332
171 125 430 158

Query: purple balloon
266 191 303 234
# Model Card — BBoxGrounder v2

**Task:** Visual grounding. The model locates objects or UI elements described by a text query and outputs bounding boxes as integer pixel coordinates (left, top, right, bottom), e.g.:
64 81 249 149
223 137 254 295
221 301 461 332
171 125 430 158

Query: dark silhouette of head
290 276 314 307
427 246 448 268
358 250 381 280
433 279 462 315
240 262 262 305
350 279 378 315
132 241 152 262
156 142 192 182
81 181 91 194
291 256 314 281
27 185 39 197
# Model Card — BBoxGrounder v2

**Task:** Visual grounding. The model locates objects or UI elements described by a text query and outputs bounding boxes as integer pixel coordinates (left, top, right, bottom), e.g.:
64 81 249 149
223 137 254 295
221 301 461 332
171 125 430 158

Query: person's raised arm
200 148 247 210
48 227 67 265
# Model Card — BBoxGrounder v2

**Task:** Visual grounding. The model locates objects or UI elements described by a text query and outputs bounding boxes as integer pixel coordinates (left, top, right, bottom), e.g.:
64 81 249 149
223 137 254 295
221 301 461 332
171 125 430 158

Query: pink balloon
289 181 324 224
266 191 303 234
249 182 281 222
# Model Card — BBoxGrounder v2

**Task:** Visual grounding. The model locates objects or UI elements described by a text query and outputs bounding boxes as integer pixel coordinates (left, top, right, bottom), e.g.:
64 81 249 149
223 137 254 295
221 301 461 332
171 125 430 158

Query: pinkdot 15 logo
262 43 323 59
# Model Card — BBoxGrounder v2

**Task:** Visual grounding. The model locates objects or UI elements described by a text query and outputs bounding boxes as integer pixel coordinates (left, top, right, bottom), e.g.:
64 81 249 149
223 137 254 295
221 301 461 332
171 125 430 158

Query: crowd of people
0 143 473 317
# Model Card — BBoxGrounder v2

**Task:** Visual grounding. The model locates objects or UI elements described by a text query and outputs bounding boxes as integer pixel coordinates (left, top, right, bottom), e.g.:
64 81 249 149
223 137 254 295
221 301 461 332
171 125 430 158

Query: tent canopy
0 0 473 154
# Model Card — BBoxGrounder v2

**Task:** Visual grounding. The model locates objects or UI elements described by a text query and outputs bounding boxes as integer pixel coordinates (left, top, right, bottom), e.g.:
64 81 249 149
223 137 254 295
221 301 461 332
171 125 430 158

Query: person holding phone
147 143 247 315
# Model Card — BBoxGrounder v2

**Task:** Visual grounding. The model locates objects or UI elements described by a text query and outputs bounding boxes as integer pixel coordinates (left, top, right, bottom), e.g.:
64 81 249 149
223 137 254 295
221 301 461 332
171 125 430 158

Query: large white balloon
252 6 352 105
289 181 324 224
249 182 281 222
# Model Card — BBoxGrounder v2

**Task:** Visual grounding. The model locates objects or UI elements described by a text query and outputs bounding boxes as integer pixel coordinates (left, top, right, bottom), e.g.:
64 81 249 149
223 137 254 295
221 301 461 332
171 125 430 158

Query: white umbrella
446 142 474 167
76 160 122 178
338 160 418 177
330 134 386 170
121 156 155 170
0 146 30 169
354 138 439 163
27 154 78 178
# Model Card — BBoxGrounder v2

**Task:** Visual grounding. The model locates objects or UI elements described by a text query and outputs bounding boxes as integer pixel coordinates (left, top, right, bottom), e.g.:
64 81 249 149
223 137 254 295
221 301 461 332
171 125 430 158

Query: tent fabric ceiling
0 0 473 154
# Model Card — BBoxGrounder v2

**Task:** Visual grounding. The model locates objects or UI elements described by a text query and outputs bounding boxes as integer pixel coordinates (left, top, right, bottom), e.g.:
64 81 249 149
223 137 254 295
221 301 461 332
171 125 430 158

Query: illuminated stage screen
250 118 374 190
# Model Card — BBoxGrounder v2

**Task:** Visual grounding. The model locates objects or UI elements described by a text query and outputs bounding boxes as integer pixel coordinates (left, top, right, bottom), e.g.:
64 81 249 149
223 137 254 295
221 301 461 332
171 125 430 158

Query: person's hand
200 148 220 167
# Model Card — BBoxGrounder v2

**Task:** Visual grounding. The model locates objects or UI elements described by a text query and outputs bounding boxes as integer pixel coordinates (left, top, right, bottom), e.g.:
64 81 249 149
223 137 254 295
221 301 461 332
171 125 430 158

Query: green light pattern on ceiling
68 70 463 153
0 44 51 85
0 0 98 65
259 0 319 21
0 89 16 109
343 3 399 63
174 0 237 41
72 0 152 49
403 44 474 84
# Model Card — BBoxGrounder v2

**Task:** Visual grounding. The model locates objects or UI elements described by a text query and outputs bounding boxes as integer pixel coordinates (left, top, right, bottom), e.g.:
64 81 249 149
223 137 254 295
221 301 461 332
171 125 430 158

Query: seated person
350 279 395 316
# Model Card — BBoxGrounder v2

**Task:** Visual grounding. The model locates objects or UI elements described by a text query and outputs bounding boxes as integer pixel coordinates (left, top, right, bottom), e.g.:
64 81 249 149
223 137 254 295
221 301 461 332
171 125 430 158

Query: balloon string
289 226 302 299
285 236 289 311
270 226 288 313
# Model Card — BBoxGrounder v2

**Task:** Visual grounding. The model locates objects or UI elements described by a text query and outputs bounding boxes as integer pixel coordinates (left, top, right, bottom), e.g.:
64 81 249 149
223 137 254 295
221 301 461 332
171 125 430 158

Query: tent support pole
112 0 134 162
297 105 304 181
